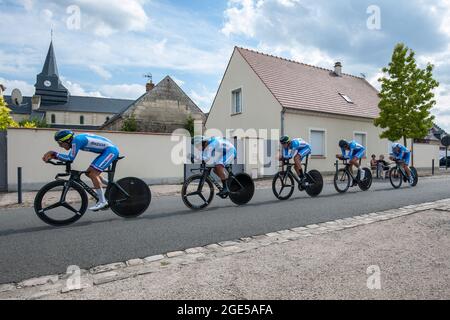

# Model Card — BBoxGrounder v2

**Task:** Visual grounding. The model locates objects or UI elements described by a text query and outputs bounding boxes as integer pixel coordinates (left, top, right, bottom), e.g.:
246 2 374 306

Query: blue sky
1 0 450 130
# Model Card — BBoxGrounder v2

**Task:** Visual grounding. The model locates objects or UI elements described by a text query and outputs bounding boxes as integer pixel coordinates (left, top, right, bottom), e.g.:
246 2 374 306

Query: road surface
0 176 449 284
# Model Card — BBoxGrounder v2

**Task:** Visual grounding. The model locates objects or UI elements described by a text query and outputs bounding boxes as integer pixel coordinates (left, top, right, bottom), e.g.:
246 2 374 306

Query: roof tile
237 47 380 119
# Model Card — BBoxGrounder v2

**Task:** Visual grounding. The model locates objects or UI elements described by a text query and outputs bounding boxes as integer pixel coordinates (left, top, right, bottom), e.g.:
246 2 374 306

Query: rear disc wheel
108 177 151 218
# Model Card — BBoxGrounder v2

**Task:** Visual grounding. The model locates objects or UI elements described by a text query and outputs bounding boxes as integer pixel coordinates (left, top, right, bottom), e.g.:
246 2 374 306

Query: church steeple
41 41 59 77
35 40 69 105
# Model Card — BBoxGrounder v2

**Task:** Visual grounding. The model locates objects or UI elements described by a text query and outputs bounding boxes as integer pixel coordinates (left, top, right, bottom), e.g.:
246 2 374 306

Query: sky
1 0 450 130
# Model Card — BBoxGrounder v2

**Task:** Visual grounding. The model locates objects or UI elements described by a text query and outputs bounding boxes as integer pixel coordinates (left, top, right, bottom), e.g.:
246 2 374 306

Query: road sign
441 135 450 147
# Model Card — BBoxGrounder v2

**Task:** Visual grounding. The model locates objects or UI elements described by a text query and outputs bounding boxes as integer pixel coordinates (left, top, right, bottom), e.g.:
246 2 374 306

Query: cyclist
390 142 414 184
192 136 237 197
279 136 311 183
337 139 366 183
42 130 120 211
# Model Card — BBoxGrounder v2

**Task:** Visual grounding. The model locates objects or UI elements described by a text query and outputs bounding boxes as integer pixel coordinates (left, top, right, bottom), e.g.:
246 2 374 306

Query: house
101 76 205 133
206 47 438 177
4 41 133 129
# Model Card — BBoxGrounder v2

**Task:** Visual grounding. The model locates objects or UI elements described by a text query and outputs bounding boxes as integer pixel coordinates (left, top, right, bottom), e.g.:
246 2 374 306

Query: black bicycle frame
393 161 410 180
281 156 314 184
192 163 244 192
335 158 362 182
51 159 130 202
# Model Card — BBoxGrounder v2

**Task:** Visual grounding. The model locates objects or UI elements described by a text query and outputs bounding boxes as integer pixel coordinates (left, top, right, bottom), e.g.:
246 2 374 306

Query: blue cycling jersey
283 138 311 159
341 140 365 159
390 143 410 160
201 137 237 165
56 134 118 162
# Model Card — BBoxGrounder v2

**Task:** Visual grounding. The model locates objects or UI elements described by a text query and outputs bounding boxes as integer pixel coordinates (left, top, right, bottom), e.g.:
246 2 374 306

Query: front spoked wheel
334 169 351 193
182 174 214 210
108 177 151 218
272 171 295 200
389 167 403 189
34 180 88 226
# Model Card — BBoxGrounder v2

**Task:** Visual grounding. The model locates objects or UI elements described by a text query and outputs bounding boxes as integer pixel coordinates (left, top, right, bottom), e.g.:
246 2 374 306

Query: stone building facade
102 76 205 133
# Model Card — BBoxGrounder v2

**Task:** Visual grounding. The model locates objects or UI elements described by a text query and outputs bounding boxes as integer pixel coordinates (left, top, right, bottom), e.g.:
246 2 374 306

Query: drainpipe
280 108 286 136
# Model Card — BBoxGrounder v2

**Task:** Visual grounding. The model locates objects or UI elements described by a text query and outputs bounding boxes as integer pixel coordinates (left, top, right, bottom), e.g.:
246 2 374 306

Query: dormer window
339 93 353 103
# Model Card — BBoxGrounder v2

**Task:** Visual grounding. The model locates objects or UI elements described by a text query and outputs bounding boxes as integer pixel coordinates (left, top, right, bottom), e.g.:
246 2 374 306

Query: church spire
40 41 59 77
35 39 69 105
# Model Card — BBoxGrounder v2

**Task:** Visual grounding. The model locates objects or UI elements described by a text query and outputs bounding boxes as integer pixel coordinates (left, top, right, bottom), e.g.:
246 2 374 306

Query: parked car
440 156 450 167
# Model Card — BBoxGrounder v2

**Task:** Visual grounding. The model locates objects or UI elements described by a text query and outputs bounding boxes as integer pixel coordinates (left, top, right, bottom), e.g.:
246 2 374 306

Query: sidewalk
1 199 449 300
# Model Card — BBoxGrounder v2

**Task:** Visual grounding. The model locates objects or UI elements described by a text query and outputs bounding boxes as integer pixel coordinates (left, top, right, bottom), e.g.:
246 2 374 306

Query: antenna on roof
51 29 53 41
143 73 153 83
360 73 366 79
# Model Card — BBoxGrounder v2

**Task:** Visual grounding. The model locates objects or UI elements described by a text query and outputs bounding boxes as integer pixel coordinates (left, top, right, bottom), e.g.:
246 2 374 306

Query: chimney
31 95 41 110
146 80 155 92
334 62 342 77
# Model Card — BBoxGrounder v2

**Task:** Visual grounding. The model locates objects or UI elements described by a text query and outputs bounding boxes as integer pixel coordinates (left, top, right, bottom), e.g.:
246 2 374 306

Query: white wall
6 128 184 191
413 142 440 169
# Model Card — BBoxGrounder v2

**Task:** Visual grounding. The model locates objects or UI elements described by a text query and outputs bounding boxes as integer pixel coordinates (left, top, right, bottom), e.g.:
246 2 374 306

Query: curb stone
3 198 450 299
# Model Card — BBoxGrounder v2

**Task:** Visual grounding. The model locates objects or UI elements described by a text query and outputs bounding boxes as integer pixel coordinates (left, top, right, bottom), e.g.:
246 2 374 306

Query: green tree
121 115 138 132
0 96 18 130
19 118 49 128
184 115 195 137
374 43 439 147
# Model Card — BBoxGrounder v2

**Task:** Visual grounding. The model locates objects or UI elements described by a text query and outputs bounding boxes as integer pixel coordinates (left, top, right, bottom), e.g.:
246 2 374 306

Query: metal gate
0 131 7 191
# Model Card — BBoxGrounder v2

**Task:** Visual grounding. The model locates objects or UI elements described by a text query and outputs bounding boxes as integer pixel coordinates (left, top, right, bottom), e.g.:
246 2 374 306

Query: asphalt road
1 176 450 284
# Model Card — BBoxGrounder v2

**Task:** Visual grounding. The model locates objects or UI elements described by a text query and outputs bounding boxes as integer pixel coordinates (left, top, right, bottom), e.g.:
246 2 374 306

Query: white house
206 47 438 177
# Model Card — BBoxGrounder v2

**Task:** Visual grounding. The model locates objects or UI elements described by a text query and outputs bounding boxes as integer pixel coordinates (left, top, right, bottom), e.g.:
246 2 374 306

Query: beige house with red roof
206 47 437 177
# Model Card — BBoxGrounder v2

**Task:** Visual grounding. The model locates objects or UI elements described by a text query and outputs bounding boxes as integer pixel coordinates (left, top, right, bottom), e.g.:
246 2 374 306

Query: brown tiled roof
236 47 380 119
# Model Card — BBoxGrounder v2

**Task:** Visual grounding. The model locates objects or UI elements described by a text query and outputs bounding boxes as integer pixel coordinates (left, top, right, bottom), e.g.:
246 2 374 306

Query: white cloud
60 77 103 97
88 65 112 80
0 78 35 96
99 84 144 99
172 76 185 87
222 0 259 37
190 87 216 112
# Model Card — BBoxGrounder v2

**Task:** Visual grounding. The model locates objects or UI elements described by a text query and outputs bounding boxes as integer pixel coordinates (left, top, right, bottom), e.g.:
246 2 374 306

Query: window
339 93 353 103
232 88 242 114
354 132 367 148
310 130 326 156
80 115 84 125
51 114 56 124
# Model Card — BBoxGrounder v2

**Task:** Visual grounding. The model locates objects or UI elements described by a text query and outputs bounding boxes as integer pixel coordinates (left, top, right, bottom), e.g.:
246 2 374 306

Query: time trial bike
334 158 372 193
389 160 418 189
272 156 323 200
34 157 151 226
181 162 255 210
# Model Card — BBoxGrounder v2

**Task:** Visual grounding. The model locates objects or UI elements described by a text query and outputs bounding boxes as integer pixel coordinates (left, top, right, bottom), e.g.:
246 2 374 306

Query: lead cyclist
42 130 120 211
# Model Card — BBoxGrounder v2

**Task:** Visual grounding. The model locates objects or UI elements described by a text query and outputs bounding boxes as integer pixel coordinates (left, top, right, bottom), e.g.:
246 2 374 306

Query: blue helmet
54 130 74 143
